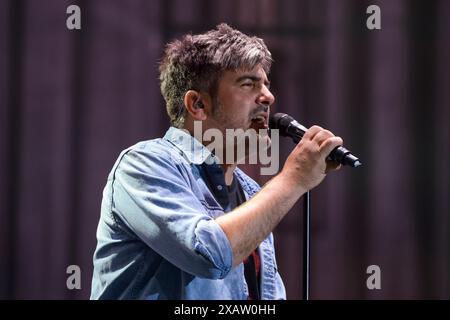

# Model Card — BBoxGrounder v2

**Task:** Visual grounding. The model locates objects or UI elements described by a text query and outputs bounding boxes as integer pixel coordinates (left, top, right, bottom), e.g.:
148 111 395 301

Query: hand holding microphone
269 113 361 191
269 113 362 168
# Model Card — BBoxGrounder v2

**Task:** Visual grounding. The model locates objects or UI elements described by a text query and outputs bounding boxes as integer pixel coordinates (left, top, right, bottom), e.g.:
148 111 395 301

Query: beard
209 100 271 164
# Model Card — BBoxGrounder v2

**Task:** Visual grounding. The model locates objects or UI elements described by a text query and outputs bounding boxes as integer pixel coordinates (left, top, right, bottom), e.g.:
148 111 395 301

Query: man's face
208 65 275 134
201 65 275 163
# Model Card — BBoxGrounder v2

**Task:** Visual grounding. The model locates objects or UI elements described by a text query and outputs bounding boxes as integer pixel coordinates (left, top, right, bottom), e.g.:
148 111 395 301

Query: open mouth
249 115 268 131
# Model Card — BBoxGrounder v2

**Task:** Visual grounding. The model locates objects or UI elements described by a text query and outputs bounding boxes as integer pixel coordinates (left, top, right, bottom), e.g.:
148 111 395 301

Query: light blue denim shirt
91 127 286 300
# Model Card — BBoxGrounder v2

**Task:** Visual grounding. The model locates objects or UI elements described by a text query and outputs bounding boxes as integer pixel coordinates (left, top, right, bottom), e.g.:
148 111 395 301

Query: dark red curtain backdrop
1 0 449 299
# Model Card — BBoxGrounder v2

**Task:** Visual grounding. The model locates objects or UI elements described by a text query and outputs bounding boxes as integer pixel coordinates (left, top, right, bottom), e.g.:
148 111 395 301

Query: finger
325 160 341 173
302 125 323 141
312 129 334 146
319 136 343 158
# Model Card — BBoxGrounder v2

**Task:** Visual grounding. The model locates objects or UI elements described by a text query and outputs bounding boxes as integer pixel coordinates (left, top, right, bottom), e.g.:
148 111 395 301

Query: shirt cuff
194 219 233 279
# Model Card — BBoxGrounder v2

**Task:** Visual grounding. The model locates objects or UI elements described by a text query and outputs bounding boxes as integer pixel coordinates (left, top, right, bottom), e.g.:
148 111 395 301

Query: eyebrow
235 75 270 86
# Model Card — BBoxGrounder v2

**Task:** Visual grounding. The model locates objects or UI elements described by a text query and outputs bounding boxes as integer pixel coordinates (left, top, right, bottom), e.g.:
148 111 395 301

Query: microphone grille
269 113 295 136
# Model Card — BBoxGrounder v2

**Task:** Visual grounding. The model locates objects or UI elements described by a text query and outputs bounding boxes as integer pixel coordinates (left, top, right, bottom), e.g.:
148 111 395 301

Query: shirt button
217 185 223 191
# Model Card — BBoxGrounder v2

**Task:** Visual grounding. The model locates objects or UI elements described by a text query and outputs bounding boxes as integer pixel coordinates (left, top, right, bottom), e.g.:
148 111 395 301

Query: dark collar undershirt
226 174 261 300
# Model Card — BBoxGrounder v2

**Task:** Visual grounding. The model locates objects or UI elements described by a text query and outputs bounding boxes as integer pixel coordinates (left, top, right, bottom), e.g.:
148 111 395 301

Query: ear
184 90 207 121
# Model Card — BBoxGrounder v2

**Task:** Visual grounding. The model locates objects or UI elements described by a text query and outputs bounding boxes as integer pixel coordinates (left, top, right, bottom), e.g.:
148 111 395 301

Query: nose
257 84 275 107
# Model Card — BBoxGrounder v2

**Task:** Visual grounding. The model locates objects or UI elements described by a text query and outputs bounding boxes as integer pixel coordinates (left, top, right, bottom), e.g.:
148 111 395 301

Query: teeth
252 116 265 122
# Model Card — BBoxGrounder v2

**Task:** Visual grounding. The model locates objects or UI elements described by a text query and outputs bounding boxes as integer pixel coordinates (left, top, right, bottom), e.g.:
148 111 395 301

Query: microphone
269 113 362 168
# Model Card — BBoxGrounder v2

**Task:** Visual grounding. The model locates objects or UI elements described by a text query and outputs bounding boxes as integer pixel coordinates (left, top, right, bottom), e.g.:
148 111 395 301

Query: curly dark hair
159 23 272 128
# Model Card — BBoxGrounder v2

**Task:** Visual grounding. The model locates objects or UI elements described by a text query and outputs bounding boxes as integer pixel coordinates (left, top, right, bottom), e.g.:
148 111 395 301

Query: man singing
90 23 342 300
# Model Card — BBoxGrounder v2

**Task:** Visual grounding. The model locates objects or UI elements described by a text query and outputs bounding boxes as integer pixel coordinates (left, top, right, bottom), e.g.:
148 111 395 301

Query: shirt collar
163 127 219 165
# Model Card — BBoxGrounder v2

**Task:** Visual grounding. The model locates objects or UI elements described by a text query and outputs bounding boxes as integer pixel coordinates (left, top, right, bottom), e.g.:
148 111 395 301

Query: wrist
276 170 308 195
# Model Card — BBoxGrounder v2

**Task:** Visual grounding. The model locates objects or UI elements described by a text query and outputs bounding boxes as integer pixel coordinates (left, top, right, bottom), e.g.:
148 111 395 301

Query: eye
241 82 254 87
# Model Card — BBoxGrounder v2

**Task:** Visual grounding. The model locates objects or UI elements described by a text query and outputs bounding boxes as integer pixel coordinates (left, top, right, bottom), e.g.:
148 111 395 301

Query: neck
221 163 237 186
181 121 237 185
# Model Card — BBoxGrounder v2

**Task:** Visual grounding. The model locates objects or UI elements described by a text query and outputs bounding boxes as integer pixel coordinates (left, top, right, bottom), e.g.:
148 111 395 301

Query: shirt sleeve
110 146 233 280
